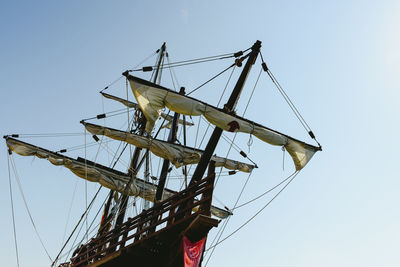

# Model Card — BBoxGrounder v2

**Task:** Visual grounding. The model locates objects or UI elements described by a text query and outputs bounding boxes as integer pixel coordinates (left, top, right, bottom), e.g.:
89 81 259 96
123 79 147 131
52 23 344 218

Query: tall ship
5 40 321 266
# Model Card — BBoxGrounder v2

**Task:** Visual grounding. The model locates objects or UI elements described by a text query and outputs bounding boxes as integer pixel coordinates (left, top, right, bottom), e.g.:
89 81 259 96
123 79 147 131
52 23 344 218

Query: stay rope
204 171 300 263
7 151 20 267
129 52 237 72
9 153 53 262
232 171 298 210
204 171 254 266
61 180 79 246
100 49 158 93
205 68 262 264
260 52 321 148
52 186 103 266
187 63 235 95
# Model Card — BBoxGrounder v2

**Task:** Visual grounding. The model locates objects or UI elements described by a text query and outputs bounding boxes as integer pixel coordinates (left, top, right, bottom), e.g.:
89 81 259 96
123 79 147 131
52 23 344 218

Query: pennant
183 236 206 267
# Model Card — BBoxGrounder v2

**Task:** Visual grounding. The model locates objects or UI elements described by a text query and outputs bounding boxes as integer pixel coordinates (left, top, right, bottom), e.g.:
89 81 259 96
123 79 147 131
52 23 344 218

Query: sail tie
247 122 255 153
282 146 286 171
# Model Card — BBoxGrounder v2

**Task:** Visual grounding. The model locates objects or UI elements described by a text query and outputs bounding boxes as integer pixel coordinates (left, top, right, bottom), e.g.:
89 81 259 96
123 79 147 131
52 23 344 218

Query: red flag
183 236 206 267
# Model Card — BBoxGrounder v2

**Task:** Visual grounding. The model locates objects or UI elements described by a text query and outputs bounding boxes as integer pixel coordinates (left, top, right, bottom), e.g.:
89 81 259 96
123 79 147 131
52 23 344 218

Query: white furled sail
101 92 139 109
101 92 194 128
126 75 320 171
83 122 255 173
5 137 230 219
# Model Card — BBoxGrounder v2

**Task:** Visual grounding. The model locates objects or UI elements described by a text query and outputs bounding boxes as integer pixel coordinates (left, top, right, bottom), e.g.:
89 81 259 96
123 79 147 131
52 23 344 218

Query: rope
204 171 253 266
100 49 158 93
205 171 300 254
157 52 234 67
134 50 160 70
100 76 123 93
7 152 20 267
84 128 89 243
205 172 298 264
232 171 297 210
130 52 235 72
62 192 109 262
166 52 179 91
200 117 258 166
206 71 265 263
243 68 262 115
260 52 321 147
8 133 88 138
61 180 79 246
187 63 235 95
217 65 236 107
51 186 102 266
81 107 130 121
204 217 230 266
10 155 53 262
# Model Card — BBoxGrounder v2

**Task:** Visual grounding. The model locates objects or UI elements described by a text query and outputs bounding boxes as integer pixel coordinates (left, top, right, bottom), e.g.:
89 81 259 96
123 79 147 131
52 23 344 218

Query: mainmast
189 40 261 185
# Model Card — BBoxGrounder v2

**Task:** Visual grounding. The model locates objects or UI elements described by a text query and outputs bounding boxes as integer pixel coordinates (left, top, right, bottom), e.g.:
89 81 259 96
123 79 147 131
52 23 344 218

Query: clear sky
1 1 399 266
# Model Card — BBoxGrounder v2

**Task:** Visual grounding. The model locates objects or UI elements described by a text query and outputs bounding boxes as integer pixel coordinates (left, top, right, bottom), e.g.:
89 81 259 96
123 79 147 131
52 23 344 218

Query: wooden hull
96 215 218 267
65 172 218 267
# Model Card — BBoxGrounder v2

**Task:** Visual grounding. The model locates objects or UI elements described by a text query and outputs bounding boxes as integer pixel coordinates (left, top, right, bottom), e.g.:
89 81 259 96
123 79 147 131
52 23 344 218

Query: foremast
114 42 166 230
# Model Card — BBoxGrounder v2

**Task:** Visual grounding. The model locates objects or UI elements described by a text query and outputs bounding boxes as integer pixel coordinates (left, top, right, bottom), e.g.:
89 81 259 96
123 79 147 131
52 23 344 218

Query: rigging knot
222 104 236 115
235 57 244 67
247 122 255 153
247 134 253 153
122 70 130 77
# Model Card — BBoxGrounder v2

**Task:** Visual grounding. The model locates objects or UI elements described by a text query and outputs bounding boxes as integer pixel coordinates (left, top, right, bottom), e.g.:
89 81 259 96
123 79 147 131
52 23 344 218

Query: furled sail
5 137 230 219
125 75 320 170
101 92 194 128
83 122 255 173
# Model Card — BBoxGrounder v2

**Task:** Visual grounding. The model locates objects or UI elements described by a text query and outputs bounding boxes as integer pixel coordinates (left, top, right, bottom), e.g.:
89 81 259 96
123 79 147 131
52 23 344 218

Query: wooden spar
188 40 261 186
114 42 167 228
97 191 114 237
155 86 185 202
183 115 188 187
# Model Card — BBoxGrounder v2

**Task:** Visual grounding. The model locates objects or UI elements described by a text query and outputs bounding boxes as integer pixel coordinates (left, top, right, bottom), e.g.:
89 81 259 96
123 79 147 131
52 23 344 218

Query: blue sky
1 1 399 266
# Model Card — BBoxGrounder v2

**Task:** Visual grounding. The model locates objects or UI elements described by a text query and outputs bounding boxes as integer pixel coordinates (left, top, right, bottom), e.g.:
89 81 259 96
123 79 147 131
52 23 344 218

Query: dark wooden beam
188 40 261 186
155 86 185 202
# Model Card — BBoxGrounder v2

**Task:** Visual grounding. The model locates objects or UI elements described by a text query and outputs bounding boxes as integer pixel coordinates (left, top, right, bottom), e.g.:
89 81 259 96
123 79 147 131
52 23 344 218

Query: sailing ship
5 40 321 267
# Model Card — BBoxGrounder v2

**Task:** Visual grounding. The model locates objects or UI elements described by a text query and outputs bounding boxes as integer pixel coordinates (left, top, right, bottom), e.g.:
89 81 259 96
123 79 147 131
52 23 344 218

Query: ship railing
70 171 215 266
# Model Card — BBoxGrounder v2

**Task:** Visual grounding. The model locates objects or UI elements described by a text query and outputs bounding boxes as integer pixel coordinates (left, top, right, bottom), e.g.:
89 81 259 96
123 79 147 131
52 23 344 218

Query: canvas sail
5 137 230 219
101 92 194 128
125 75 320 170
83 122 255 173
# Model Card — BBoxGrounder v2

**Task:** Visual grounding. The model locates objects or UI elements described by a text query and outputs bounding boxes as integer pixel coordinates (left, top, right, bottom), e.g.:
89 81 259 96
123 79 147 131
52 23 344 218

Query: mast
189 40 261 185
154 86 185 202
114 42 166 227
